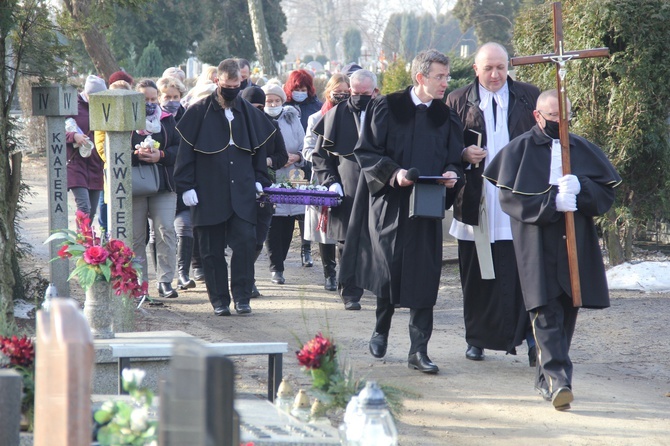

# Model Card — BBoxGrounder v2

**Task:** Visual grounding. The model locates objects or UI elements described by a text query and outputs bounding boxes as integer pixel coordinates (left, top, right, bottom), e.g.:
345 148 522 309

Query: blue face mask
292 91 308 103
145 102 157 116
161 100 180 116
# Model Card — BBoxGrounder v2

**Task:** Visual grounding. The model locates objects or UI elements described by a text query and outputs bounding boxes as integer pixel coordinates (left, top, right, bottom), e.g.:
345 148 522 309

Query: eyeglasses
425 74 452 82
538 110 574 121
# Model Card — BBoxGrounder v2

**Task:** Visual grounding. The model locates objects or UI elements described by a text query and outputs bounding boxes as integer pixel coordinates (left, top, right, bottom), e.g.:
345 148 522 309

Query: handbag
132 163 160 196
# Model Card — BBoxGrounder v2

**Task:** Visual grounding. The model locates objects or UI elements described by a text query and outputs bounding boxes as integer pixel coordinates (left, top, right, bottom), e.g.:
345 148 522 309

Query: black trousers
265 215 299 272
337 241 364 302
531 292 579 394
195 214 255 308
255 202 274 251
374 296 434 356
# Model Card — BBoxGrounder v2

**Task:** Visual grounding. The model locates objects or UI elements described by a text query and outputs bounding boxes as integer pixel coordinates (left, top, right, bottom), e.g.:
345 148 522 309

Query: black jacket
446 77 540 224
131 113 180 193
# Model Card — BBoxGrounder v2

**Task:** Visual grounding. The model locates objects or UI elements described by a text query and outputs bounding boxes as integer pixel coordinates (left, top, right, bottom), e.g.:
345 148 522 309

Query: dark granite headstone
0 369 22 446
159 339 238 446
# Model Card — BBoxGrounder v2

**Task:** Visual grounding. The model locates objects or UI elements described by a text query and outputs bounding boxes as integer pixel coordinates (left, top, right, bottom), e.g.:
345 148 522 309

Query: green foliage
342 28 362 64
453 0 521 52
135 41 164 77
380 58 412 95
382 11 477 63
513 0 670 254
196 28 230 66
446 54 475 94
315 54 328 66
303 54 315 63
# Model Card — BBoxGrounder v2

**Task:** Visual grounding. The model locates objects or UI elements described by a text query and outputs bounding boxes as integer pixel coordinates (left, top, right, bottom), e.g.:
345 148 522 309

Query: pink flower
83 246 109 265
296 333 335 369
0 335 35 368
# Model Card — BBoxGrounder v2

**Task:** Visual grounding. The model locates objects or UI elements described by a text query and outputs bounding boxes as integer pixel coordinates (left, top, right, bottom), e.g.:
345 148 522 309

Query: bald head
473 42 509 93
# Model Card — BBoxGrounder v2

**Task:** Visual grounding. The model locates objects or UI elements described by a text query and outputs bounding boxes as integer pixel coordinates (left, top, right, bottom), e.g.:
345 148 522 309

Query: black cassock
340 87 463 309
312 100 364 240
483 126 622 310
174 92 273 227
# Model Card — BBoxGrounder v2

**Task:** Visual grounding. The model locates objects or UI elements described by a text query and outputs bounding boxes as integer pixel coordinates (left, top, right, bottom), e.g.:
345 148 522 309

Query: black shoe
177 275 196 290
271 271 285 284
250 283 261 298
234 302 252 314
158 282 178 298
344 301 361 311
301 248 313 267
369 332 388 358
535 386 551 402
551 387 573 411
193 267 205 281
465 345 484 361
528 345 537 367
214 305 231 316
408 352 439 374
324 276 337 291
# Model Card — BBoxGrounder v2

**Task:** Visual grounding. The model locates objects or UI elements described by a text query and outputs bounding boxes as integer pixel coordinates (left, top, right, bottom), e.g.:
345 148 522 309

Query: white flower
122 368 146 387
130 406 149 432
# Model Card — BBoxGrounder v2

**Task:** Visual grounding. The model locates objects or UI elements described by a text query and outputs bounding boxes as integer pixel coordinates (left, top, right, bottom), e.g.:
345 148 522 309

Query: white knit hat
84 75 107 97
261 83 286 103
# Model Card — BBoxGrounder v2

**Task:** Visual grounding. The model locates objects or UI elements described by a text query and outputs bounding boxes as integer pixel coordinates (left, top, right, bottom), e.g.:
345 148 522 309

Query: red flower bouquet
1 335 36 429
45 210 147 298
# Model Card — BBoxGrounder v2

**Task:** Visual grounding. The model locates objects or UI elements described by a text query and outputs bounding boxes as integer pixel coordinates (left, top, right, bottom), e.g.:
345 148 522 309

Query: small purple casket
259 187 342 207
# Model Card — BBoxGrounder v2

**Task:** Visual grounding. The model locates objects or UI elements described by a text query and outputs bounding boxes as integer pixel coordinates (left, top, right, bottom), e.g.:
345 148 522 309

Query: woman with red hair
283 69 323 266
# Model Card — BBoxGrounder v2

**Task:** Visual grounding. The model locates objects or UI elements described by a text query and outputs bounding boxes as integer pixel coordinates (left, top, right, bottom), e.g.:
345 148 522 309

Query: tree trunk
62 0 119 80
604 208 625 266
246 0 277 76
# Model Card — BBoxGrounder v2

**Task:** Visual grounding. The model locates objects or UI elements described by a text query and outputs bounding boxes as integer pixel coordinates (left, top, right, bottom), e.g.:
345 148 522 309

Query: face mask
219 86 241 101
161 100 180 116
145 102 157 116
350 94 372 111
265 106 283 117
543 119 560 139
331 92 350 104
240 79 249 90
292 91 308 102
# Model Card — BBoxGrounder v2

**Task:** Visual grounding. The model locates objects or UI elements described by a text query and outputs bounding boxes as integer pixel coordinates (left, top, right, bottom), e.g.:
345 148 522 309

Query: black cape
340 87 464 308
483 126 622 310
312 99 364 240
174 91 273 226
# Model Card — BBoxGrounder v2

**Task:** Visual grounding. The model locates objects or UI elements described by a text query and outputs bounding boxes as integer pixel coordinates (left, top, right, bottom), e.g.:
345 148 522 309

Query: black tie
417 104 427 111
492 97 497 126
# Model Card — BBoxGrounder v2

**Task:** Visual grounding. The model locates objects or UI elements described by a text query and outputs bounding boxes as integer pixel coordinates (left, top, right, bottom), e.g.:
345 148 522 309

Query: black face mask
219 86 241 101
332 93 350 104
240 79 249 90
145 102 157 116
543 119 560 139
350 94 372 111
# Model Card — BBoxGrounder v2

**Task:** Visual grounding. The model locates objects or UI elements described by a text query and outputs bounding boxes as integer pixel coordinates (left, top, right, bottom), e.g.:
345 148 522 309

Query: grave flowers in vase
0 334 35 430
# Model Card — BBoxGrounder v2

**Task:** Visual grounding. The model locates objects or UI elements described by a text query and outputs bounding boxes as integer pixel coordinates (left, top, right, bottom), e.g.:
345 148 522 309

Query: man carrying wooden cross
483 89 621 410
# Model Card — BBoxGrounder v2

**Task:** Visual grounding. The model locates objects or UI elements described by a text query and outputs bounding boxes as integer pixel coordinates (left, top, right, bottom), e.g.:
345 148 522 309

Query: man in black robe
174 59 273 316
312 69 378 310
446 42 540 363
483 89 621 409
343 50 463 373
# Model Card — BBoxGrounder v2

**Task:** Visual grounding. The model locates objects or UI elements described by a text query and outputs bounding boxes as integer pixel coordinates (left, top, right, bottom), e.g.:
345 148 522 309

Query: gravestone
34 298 94 446
0 369 22 446
159 338 239 446
89 90 144 332
31 85 78 297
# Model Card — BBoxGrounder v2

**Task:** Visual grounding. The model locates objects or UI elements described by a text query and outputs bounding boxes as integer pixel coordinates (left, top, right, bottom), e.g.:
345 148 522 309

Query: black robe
340 87 464 309
483 126 622 310
311 100 363 240
174 91 273 227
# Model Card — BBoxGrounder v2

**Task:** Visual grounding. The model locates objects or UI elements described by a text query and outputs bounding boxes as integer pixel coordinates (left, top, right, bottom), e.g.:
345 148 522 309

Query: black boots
320 243 337 291
301 242 313 267
158 282 178 298
177 236 196 290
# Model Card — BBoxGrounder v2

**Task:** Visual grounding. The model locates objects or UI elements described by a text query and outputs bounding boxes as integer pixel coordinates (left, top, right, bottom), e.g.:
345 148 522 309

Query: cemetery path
21 155 670 445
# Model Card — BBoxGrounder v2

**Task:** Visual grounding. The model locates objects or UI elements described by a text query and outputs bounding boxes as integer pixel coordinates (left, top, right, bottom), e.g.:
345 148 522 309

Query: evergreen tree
380 58 412 95
453 0 521 52
135 41 164 77
342 28 362 64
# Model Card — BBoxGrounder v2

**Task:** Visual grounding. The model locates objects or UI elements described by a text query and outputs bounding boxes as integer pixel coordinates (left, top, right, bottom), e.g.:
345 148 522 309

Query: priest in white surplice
446 42 540 363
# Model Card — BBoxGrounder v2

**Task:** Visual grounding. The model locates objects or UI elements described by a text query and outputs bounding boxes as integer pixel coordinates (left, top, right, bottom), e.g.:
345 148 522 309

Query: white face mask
265 105 283 117
292 91 308 102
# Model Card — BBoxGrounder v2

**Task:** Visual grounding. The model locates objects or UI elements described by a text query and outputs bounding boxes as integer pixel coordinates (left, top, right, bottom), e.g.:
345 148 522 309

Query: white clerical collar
410 87 432 108
478 82 509 111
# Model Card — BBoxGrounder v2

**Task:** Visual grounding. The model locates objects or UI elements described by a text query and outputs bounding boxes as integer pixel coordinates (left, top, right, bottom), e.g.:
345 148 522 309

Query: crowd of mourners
66 47 621 411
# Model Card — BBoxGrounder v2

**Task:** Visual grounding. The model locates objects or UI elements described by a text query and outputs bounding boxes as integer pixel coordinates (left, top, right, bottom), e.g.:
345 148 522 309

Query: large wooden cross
510 2 609 307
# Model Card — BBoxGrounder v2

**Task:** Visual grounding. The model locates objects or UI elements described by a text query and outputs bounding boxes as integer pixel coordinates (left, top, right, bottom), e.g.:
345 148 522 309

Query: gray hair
411 49 450 86
157 76 187 97
350 69 378 89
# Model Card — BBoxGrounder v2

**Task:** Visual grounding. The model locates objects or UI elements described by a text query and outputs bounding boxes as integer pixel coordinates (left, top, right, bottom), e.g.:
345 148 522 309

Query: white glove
328 183 344 197
255 182 264 198
558 174 581 195
556 192 577 212
182 189 198 207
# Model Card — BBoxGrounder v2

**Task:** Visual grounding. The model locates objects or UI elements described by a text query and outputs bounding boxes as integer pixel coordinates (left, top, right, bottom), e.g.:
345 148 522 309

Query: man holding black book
446 42 540 363
341 49 462 373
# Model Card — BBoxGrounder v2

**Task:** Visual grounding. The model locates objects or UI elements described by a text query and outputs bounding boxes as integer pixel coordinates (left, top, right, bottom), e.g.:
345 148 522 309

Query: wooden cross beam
510 2 609 307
